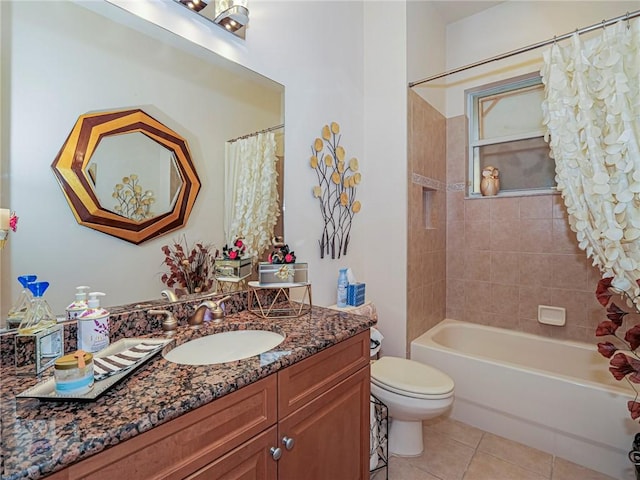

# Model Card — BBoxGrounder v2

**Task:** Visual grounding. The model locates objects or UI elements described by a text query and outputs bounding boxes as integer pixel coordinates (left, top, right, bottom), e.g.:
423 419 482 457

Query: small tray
16 337 172 401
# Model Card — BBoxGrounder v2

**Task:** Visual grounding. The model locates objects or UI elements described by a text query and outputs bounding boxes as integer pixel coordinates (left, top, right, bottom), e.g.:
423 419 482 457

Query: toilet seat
371 356 454 400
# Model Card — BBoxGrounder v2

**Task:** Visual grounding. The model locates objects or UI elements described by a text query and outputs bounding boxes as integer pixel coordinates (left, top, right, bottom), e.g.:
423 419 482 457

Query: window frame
466 72 556 197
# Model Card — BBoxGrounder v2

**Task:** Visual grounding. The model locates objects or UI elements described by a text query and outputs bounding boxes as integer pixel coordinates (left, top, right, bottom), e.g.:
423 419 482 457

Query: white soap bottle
66 286 90 321
77 292 110 353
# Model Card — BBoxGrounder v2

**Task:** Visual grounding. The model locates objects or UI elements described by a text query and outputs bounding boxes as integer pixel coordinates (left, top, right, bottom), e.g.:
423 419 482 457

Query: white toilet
370 356 454 457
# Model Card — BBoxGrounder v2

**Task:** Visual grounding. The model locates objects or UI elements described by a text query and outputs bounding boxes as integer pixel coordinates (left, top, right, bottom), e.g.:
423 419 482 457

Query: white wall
362 2 409 357
442 1 640 118
407 1 447 115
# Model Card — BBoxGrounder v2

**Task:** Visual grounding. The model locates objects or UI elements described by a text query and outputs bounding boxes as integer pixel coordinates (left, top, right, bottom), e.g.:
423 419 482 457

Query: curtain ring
626 12 631 30
602 19 606 30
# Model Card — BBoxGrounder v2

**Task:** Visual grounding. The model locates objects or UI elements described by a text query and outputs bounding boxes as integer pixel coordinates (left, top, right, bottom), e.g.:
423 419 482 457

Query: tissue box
214 257 252 280
347 283 366 307
258 262 308 285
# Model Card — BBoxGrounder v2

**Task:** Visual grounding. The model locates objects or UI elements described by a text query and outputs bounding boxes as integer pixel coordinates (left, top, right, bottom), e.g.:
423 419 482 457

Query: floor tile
404 429 475 480
477 432 552 477
423 417 485 449
551 457 618 480
463 451 548 480
379 456 442 480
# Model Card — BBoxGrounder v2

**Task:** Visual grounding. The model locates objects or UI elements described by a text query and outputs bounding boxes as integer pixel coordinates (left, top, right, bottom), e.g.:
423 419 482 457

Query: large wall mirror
0 0 284 326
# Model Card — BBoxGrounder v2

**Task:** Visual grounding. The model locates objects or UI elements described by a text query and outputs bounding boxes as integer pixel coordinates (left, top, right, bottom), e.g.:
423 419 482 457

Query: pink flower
9 212 17 232
228 250 238 259
284 253 294 263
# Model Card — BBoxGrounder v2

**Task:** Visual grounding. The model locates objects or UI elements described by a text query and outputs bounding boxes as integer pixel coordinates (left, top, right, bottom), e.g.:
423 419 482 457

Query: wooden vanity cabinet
46 331 370 480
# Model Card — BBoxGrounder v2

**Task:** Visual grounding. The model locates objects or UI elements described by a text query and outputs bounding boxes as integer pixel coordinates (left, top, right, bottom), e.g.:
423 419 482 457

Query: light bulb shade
213 0 249 33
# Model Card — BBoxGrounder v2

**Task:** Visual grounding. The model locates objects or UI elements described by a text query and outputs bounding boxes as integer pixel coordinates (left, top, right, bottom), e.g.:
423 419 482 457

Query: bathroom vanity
0 304 374 480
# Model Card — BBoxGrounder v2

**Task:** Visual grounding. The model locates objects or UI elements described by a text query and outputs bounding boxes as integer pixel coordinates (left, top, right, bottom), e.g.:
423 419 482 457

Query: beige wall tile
521 195 553 219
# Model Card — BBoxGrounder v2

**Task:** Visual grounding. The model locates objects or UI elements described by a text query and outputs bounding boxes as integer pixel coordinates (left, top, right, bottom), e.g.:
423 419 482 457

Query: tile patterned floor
372 417 618 480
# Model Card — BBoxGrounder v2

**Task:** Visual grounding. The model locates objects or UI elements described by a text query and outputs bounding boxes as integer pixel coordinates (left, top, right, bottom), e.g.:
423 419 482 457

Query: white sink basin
163 330 286 365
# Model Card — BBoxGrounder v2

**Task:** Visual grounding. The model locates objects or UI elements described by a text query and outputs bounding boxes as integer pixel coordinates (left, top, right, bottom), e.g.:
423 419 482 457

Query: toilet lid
371 357 454 397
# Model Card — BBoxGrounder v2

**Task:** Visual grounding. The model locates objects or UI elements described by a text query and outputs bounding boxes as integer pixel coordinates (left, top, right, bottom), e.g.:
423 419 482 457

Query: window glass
468 75 555 196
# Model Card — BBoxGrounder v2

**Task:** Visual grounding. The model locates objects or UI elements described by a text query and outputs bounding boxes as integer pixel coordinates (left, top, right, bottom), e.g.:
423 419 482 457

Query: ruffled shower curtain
541 19 640 303
224 132 280 259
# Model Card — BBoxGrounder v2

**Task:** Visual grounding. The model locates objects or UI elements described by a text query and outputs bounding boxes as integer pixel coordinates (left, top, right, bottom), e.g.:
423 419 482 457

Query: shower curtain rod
409 9 640 88
227 124 284 143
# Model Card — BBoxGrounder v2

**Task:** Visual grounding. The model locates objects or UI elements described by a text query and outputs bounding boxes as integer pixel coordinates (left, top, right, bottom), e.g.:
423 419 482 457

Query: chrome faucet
187 296 232 329
148 309 178 335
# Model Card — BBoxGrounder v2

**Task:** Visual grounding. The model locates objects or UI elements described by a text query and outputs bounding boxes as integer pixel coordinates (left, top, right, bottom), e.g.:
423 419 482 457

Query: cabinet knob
282 436 295 450
270 447 282 461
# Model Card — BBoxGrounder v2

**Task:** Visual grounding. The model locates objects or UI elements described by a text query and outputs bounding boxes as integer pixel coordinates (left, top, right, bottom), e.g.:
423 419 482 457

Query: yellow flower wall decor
309 122 362 259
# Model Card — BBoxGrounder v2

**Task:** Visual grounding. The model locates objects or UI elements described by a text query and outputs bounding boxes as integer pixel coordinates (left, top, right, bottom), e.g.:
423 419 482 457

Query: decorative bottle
17 281 57 335
7 275 37 326
337 268 348 308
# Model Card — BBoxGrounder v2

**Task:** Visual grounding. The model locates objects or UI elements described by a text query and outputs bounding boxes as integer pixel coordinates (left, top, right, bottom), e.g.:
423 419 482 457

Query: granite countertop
0 305 376 480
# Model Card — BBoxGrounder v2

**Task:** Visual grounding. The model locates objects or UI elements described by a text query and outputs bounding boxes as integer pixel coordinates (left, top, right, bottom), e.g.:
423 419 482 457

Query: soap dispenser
77 292 110 353
66 286 90 320
7 275 37 327
17 281 57 335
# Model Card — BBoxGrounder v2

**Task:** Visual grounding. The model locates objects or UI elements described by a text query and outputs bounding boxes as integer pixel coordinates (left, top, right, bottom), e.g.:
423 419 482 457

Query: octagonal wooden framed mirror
51 109 201 245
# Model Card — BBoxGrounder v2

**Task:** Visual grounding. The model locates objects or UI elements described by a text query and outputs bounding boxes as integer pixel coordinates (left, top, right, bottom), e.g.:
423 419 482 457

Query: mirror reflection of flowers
268 237 296 264
595 276 640 421
160 236 218 296
0 211 18 250
222 237 247 260
112 174 155 221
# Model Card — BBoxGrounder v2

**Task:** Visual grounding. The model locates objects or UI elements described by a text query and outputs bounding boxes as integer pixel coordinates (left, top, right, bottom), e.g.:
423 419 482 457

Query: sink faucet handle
148 309 178 335
161 290 178 302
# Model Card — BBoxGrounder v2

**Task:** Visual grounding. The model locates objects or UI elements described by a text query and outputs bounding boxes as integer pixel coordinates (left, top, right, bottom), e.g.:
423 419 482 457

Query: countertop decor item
479 165 500 196
310 122 362 259
160 235 218 296
17 337 171 401
0 208 18 250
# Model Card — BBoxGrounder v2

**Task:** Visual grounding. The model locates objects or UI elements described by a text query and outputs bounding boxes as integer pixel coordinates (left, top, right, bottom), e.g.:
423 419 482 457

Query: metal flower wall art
310 122 362 259
112 174 156 221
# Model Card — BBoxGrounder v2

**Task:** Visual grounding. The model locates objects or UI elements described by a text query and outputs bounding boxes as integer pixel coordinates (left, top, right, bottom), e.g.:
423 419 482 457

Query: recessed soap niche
423 186 437 230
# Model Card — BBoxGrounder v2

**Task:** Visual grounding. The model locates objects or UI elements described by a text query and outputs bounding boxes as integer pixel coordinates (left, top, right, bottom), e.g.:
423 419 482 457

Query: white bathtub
411 319 638 480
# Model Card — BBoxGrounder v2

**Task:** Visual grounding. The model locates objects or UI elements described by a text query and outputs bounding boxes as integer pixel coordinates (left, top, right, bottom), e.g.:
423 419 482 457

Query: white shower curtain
224 132 280 259
541 19 640 303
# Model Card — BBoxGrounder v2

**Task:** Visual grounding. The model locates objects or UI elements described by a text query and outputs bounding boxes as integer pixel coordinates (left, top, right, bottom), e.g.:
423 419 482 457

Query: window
467 74 555 196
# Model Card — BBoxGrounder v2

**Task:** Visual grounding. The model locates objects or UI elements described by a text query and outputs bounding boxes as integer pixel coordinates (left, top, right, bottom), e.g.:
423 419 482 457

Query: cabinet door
185 426 278 480
277 366 370 480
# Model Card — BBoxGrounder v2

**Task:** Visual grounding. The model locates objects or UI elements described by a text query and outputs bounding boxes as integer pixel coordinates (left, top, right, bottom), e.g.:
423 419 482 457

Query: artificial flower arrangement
0 211 18 250
160 236 218 296
595 276 640 420
267 238 296 264
221 237 247 260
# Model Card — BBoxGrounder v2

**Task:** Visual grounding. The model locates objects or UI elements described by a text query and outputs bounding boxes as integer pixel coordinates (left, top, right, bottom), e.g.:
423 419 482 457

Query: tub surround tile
465 221 491 251
490 197 520 221
464 252 492 282
0 305 375 480
520 219 553 253
520 195 553 219
490 251 520 285
489 220 522 252
465 199 491 222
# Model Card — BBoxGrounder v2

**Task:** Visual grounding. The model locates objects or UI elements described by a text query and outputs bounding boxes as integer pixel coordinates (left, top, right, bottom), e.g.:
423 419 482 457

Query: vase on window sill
480 166 500 196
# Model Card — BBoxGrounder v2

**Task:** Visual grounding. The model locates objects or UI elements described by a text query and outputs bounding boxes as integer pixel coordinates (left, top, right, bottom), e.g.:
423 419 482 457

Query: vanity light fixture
175 0 249 39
